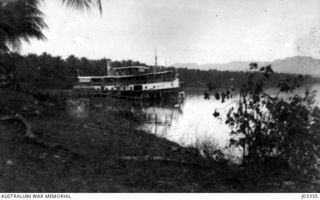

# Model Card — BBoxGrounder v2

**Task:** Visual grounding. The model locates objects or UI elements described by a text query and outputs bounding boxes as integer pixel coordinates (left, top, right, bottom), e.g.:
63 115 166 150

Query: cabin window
145 86 147 89
134 85 142 91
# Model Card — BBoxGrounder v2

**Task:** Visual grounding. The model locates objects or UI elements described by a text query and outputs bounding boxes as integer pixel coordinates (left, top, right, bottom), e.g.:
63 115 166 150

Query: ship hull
107 87 185 101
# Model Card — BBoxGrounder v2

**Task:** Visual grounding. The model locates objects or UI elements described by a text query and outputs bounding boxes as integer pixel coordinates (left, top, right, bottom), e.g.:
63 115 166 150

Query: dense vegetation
213 64 320 183
0 52 315 90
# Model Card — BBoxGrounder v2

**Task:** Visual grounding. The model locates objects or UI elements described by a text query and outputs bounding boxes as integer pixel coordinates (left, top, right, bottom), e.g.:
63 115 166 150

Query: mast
154 49 157 74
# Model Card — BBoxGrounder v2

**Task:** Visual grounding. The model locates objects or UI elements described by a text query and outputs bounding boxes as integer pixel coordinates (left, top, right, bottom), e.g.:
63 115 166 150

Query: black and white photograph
0 0 320 196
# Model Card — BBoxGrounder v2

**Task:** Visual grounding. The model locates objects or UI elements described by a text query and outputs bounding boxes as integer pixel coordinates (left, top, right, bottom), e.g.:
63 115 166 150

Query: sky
21 0 320 65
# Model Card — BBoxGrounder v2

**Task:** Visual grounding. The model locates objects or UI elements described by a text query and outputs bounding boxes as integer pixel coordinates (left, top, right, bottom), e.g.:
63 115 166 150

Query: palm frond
0 0 102 53
61 0 102 13
0 0 47 52
0 21 16 38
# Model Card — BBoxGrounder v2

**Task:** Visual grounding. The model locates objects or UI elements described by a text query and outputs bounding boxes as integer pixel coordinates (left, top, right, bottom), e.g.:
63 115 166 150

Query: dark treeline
177 68 314 89
0 52 314 90
0 53 147 89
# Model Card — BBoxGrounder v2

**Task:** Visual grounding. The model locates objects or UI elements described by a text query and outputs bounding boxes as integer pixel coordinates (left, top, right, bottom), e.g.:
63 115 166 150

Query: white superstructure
74 66 181 93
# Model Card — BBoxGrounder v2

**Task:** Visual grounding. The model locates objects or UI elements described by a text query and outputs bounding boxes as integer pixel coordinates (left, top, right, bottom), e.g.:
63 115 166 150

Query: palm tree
0 0 102 88
0 0 102 53
61 0 102 13
0 0 47 53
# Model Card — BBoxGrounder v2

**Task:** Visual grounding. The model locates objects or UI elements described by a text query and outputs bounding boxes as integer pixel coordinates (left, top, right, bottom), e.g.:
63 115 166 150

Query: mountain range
173 56 320 77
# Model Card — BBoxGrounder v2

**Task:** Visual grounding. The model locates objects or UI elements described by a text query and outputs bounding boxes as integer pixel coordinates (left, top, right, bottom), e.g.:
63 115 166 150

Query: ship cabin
75 66 180 93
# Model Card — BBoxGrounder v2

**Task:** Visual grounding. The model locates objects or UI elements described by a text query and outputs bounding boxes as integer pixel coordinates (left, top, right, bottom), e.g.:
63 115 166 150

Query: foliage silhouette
0 0 102 89
213 64 320 179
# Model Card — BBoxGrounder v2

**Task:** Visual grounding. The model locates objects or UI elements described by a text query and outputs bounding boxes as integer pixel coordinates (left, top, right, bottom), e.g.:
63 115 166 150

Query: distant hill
173 56 320 77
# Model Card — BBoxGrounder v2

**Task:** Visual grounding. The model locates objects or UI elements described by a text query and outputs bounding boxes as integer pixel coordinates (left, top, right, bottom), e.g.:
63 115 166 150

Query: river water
140 83 320 160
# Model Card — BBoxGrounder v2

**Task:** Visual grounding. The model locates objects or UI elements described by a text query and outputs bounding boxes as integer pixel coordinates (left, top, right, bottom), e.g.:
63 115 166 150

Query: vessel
74 60 185 100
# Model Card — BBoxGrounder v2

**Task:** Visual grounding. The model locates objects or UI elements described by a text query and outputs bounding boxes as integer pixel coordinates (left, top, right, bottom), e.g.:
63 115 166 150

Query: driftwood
0 114 36 139
0 114 85 159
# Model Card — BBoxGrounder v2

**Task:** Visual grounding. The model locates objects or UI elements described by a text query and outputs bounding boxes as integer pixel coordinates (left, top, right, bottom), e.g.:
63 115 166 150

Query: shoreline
0 89 317 192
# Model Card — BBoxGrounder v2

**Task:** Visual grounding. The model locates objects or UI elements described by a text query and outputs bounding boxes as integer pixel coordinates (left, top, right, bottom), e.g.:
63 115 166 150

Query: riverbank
0 89 317 192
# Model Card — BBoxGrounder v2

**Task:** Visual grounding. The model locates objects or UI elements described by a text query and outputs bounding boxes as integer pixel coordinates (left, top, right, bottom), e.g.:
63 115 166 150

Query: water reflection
139 93 241 160
141 95 233 147
140 84 320 162
66 98 90 118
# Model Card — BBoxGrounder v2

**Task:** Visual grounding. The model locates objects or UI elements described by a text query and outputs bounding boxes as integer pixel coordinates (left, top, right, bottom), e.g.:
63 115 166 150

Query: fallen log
0 114 85 159
0 114 36 139
120 155 197 166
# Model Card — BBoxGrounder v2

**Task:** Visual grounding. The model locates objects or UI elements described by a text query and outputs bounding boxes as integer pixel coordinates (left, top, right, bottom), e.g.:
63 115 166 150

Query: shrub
213 64 320 179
